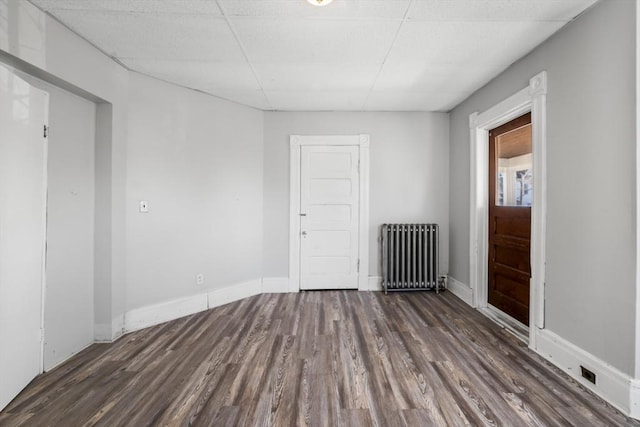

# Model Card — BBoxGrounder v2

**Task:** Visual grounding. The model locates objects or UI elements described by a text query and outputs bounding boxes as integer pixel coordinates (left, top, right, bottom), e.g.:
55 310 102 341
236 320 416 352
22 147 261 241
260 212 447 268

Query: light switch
139 200 149 213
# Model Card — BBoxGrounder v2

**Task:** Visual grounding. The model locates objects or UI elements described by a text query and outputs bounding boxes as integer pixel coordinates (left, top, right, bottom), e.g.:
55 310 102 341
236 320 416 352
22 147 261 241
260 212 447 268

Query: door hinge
357 160 360 173
43 125 49 138
357 259 360 272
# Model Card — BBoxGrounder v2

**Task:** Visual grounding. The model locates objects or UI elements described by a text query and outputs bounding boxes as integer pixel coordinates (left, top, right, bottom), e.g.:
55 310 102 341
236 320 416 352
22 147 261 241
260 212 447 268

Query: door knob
301 231 308 237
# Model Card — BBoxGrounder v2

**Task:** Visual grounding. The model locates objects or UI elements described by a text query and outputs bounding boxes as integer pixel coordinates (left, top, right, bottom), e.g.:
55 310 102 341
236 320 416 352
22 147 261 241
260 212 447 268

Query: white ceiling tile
122 59 261 91
373 62 504 93
220 0 410 19
388 20 566 65
27 0 599 111
407 0 599 22
30 0 222 15
266 91 369 111
47 10 243 61
255 63 380 91
231 18 401 63
365 91 469 112
201 89 272 110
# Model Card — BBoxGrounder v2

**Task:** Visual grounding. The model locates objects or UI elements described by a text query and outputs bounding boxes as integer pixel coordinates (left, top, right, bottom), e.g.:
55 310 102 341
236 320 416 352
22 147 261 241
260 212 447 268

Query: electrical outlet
196 274 204 285
580 365 596 384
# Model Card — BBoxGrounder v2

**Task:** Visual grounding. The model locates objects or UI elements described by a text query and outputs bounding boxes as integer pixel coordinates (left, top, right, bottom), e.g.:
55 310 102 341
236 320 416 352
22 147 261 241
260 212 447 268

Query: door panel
488 113 531 326
0 65 48 410
300 146 359 290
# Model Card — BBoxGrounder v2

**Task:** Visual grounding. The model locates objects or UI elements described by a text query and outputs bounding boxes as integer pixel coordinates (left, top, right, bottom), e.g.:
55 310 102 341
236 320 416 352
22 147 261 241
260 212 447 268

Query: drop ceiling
29 0 599 111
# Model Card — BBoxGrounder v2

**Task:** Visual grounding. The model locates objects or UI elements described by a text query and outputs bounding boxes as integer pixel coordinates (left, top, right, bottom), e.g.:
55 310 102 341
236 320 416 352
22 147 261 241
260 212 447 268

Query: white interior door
0 65 48 410
300 145 359 290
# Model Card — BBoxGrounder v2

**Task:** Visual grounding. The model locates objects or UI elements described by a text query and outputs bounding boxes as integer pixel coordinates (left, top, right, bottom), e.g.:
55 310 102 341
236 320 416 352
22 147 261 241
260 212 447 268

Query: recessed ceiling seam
362 0 415 111
214 0 274 111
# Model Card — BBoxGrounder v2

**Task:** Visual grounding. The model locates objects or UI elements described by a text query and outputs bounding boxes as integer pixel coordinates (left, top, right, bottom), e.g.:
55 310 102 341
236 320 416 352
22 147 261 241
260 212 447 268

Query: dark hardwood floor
0 291 637 426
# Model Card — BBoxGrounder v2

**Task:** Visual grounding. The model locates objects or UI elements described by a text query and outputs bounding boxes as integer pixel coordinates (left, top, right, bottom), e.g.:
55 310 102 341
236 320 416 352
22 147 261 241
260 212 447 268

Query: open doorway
469 71 547 348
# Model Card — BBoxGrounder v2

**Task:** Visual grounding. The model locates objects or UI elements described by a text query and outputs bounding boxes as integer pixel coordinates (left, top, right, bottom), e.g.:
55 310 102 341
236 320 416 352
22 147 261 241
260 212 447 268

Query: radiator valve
438 275 448 290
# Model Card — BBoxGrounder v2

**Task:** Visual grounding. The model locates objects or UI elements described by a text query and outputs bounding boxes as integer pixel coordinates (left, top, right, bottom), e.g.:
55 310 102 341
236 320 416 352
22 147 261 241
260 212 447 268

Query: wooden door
0 65 48 410
488 113 532 325
300 145 359 290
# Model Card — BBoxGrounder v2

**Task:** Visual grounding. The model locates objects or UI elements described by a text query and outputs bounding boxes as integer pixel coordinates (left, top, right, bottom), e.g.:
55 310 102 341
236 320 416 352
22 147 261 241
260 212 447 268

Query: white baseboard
208 279 262 308
112 314 125 340
630 379 640 419
447 276 473 306
367 276 382 291
124 279 264 333
95 315 125 342
94 323 113 342
125 294 209 333
535 328 632 416
44 341 94 372
262 277 290 293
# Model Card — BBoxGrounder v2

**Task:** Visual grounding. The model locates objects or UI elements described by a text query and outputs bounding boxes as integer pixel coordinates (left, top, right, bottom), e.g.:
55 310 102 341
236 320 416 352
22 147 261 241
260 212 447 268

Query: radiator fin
381 224 441 293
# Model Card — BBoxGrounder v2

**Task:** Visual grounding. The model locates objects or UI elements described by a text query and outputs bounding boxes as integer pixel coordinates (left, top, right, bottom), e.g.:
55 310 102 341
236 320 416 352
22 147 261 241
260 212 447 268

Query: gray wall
43 84 96 369
18 73 98 369
263 112 450 279
448 0 636 374
126 72 264 310
94 103 113 337
0 0 130 339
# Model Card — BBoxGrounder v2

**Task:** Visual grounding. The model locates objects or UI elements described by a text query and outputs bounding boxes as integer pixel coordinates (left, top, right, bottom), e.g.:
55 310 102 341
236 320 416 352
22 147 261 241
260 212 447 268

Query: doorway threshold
478 305 528 344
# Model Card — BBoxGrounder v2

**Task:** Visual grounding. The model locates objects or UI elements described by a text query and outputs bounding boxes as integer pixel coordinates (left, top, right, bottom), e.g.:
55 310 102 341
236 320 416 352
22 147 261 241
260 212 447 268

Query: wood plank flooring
1 291 638 426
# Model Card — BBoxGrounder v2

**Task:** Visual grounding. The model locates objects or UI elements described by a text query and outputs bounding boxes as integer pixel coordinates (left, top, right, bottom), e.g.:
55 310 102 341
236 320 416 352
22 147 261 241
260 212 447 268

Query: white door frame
17 68 49 374
289 135 370 292
39 95 49 374
633 5 640 415
13 67 49 374
0 64 49 407
469 71 547 349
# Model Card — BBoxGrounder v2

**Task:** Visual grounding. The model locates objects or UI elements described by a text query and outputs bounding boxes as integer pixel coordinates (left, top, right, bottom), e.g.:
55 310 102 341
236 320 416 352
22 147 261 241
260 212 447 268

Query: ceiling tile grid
266 90 370 111
406 0 597 22
49 10 242 61
228 18 402 64
31 0 223 15
122 59 262 94
204 89 273 110
220 0 411 20
29 0 599 112
255 62 381 92
386 20 567 65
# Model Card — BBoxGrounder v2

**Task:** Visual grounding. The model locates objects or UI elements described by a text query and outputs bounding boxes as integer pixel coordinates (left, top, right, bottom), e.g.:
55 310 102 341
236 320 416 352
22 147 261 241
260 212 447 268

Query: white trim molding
634 1 640 419
125 294 209 333
469 71 548 349
207 279 262 308
631 378 640 419
124 279 262 333
535 328 633 416
368 276 383 291
94 324 113 342
289 135 370 292
447 276 473 306
95 315 125 343
262 277 290 293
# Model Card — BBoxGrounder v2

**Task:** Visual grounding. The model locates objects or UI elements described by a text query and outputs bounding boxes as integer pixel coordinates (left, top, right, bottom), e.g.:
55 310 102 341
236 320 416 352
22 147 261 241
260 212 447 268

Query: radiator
381 224 441 294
